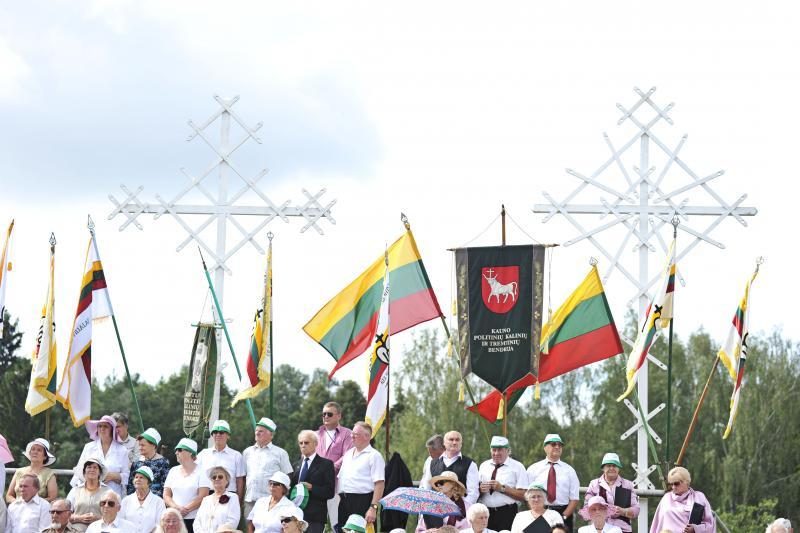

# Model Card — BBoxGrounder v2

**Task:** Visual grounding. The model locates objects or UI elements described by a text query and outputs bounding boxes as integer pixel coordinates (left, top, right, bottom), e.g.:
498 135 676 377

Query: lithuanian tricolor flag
304 228 443 378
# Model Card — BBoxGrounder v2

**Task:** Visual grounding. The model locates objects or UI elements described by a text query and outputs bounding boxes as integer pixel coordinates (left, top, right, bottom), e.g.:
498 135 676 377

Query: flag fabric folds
365 260 390 436
468 265 623 423
617 241 676 401
0 220 13 331
721 265 760 439
232 240 273 406
56 235 113 426
26 239 58 416
304 229 443 378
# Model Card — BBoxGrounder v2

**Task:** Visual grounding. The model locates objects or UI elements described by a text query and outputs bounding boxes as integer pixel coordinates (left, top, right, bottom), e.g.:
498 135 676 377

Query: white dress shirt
243 442 293 503
526 459 580 506
510 509 563 533
70 440 131 497
577 525 623 533
7 495 50 533
197 446 246 493
478 456 528 508
85 516 137 533
119 491 166 532
337 445 385 494
419 453 480 506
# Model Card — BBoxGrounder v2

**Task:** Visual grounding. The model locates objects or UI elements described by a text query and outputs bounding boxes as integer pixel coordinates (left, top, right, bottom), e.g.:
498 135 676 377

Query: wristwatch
370 504 379 510
498 484 505 493
562 514 568 521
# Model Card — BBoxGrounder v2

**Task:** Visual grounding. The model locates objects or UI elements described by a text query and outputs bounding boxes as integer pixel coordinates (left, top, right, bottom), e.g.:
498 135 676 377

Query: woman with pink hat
4 437 58 503
577 496 622 533
70 415 131 497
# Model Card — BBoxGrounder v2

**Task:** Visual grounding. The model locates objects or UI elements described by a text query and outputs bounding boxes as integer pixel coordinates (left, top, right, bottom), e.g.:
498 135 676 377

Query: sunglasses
99 501 116 507
212 475 227 481
322 412 336 417
668 481 683 487
281 517 296 524
270 481 286 487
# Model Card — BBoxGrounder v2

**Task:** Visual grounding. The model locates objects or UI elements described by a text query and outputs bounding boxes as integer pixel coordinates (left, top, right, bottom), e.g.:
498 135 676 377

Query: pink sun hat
85 415 121 443
0 433 13 464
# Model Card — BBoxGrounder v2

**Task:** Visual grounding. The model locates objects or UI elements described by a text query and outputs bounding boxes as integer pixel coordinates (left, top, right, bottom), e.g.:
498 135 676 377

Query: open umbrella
379 487 461 517
0 433 14 464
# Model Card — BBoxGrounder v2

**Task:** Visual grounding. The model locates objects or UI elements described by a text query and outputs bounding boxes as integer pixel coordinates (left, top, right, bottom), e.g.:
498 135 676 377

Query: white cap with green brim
527 482 547 492
256 417 277 432
135 465 154 483
490 436 510 448
601 452 622 468
176 438 198 455
543 433 564 445
138 428 161 446
211 420 231 434
343 514 367 533
290 484 310 509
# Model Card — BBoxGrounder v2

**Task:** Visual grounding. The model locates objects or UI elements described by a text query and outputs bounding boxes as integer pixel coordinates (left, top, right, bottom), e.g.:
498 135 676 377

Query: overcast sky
1 2 796 400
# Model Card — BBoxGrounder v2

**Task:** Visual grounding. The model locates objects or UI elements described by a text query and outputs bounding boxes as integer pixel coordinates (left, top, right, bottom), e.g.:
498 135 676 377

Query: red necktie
489 463 503 494
547 462 557 503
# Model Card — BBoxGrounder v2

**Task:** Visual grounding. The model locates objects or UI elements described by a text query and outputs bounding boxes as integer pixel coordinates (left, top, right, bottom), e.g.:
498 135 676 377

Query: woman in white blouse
510 483 564 533
193 466 241 533
247 472 297 533
71 415 130 497
120 465 167 532
66 456 112 531
164 438 208 533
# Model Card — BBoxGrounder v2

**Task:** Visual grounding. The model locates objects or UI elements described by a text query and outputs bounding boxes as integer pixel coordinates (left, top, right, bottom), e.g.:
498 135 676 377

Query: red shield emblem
481 266 519 314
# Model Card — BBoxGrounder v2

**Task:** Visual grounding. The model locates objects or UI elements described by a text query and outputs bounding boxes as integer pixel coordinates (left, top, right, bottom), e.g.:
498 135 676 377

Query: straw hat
279 506 309 531
429 470 467 497
85 415 121 443
80 456 107 480
215 524 243 533
23 438 56 466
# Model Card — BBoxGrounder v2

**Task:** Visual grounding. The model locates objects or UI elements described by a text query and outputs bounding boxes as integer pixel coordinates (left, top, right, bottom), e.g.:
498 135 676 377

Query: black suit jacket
290 455 336 524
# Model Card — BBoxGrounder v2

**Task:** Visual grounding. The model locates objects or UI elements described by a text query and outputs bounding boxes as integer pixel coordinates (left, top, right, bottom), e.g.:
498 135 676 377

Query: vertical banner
184 324 218 437
456 245 545 392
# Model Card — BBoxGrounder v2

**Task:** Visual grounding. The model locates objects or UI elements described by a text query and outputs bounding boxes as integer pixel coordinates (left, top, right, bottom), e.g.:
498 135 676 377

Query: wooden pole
501 204 507 436
676 356 720 465
501 205 506 245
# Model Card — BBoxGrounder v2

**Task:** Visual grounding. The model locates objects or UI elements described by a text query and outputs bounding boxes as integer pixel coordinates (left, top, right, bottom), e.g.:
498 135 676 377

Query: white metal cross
107 95 336 436
532 87 757 532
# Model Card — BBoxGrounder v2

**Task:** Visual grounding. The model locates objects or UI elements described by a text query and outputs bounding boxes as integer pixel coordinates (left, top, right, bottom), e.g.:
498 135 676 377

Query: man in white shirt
336 422 385 531
196 420 246 499
526 434 580 533
242 417 293 519
419 434 444 484
86 492 135 533
477 436 527 532
419 431 479 506
6 474 50 533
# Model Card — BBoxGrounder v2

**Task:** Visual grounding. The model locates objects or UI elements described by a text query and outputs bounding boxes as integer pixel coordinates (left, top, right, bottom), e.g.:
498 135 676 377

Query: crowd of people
0 403 794 533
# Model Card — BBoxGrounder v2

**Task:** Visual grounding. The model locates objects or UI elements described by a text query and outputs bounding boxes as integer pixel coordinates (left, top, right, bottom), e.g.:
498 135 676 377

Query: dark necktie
299 457 310 482
489 463 504 494
547 462 557 503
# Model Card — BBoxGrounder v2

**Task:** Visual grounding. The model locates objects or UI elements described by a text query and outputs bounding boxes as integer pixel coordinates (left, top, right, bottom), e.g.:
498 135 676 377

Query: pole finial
589 256 598 266
267 231 274 242
755 256 765 273
87 214 96 234
400 212 410 230
49 232 56 246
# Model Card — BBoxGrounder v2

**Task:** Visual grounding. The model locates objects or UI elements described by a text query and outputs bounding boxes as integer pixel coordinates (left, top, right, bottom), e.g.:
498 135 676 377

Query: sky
1 1 797 401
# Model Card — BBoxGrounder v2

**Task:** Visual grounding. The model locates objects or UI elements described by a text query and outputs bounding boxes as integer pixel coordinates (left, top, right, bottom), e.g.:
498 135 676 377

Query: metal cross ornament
532 86 756 531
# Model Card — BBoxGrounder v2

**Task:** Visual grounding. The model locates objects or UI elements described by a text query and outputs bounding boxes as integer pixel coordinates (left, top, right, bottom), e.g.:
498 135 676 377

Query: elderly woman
577 496 622 533
580 453 639 533
128 428 171 497
247 471 297 533
417 470 469 532
510 483 564 533
164 438 208 533
766 518 792 533
194 466 241 533
66 456 112 531
155 508 190 533
5 437 58 503
71 415 131 497
649 467 715 533
120 465 167 532
461 503 496 533
279 507 308 533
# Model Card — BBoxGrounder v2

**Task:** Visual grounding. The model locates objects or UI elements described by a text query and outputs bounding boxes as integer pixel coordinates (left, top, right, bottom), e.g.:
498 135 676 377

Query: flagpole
198 248 257 430
500 205 508 437
665 217 678 469
675 356 719 466
267 232 274 420
46 232 55 442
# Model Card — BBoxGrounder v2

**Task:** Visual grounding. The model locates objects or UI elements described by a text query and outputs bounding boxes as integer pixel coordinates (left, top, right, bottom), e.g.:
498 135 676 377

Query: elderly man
112 412 138 465
6 474 50 532
86 491 135 533
316 401 354 529
419 435 444 483
197 420 246 498
767 518 793 533
337 422 384 531
290 430 335 533
478 436 527 531
420 431 479 506
242 417 293 519
526 434 580 533
41 498 80 533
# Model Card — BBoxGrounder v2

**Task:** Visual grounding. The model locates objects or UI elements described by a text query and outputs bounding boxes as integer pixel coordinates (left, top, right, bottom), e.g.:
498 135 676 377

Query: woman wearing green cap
165 438 208 533
127 428 171 497
120 465 167 532
579 454 638 533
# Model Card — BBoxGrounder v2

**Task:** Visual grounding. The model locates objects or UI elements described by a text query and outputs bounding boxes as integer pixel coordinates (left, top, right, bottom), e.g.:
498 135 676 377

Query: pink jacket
580 475 639 532
316 425 354 473
649 489 715 533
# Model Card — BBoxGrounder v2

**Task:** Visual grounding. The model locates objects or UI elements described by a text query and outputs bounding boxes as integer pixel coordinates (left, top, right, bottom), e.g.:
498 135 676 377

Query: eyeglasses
322 412 336 417
668 481 683 487
50 509 70 514
270 481 286 487
281 518 296 524
99 501 116 507
212 475 227 481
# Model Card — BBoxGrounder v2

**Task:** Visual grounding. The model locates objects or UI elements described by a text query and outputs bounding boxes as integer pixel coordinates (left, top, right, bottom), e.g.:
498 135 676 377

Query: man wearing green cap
525 434 580 532
243 417 293 519
197 420 246 499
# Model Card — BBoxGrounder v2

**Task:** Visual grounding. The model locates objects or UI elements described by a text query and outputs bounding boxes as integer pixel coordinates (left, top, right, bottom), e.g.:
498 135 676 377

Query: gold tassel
534 380 541 401
496 396 505 420
458 381 465 402
446 337 454 358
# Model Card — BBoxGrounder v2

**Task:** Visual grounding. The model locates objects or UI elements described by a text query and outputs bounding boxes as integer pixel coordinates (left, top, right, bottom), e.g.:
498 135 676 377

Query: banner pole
268 233 274 421
676 356 719 465
665 218 678 469
198 248 257 430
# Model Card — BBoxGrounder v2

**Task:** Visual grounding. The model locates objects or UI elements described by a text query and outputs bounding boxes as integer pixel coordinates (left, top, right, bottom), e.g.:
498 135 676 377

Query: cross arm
533 203 757 216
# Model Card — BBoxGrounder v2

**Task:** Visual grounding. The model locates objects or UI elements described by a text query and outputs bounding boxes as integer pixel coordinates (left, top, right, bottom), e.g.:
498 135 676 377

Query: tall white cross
532 87 756 532
108 95 336 433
